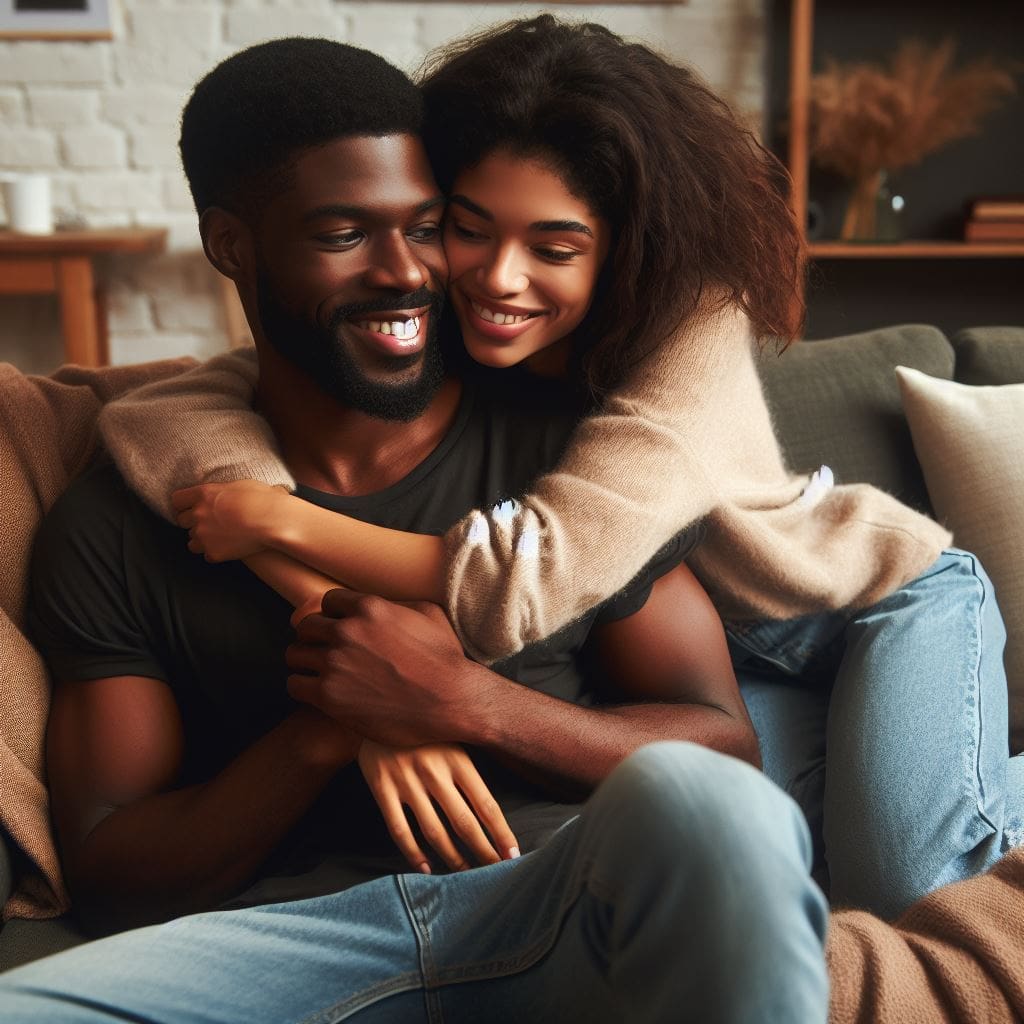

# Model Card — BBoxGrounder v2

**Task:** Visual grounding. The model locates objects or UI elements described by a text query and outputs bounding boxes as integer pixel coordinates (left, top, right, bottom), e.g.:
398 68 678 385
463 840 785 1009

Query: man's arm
46 674 358 935
286 562 757 798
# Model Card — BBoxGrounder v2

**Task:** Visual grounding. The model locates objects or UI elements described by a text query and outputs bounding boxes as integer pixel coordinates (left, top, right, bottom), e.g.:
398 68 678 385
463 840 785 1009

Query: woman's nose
477 246 529 297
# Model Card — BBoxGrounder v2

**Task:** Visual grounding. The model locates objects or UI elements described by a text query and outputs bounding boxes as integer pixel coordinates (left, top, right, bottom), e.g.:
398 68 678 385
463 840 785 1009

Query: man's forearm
67 709 357 934
454 664 759 798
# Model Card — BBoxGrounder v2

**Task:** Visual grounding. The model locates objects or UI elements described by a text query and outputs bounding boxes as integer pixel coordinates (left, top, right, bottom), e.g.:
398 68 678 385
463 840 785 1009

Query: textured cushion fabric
952 327 1024 387
0 915 86 974
896 366 1024 753
758 325 955 513
0 829 10 913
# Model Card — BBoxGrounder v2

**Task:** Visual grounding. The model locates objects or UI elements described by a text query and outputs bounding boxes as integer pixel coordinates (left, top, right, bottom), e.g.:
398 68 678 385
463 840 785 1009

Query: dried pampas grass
810 39 1017 180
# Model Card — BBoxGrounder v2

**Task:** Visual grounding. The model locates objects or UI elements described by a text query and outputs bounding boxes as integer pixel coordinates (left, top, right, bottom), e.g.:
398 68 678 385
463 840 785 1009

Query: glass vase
840 170 905 242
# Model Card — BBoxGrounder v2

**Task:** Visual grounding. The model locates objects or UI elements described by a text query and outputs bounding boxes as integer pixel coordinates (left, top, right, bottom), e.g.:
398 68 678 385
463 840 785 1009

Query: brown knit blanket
828 845 1024 1022
0 358 193 920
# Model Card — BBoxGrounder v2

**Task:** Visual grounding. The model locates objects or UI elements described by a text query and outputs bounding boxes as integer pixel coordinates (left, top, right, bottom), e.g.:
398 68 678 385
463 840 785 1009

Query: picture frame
0 0 112 40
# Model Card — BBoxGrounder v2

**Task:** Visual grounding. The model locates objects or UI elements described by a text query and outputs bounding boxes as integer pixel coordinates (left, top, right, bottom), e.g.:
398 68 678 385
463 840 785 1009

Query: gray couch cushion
952 327 1024 387
757 325 955 513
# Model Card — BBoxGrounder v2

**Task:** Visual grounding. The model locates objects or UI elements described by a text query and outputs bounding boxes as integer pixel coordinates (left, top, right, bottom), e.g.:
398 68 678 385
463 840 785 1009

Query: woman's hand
358 740 520 874
171 481 286 562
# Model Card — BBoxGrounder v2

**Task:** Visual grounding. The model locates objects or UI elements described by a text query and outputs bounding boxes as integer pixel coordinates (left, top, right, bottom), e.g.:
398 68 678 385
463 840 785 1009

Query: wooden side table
0 227 167 367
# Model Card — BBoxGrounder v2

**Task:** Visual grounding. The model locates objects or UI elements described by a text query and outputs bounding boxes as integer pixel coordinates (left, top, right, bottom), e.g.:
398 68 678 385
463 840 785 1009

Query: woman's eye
450 222 487 242
535 247 579 263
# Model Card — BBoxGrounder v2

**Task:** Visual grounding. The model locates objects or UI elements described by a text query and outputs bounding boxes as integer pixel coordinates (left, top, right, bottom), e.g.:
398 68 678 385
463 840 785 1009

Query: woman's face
443 151 610 375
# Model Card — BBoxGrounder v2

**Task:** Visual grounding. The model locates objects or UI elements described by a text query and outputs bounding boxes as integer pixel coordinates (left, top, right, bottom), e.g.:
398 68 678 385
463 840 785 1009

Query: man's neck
254 347 463 497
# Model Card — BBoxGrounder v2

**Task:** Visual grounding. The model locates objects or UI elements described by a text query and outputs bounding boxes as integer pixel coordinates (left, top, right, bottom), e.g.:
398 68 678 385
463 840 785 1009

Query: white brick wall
1 0 765 372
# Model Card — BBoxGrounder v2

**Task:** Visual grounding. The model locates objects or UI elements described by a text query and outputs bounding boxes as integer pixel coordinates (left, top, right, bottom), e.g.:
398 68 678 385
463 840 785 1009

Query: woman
101 16 1022 919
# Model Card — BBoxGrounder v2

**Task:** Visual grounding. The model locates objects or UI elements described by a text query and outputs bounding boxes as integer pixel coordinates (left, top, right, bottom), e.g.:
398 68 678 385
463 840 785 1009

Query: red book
969 199 1024 221
965 219 1024 242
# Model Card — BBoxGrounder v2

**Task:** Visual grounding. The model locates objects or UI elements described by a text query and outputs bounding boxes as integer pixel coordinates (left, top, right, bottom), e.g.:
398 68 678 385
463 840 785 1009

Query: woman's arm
175 481 446 605
98 347 294 521
443 299 753 662
107 300 752 664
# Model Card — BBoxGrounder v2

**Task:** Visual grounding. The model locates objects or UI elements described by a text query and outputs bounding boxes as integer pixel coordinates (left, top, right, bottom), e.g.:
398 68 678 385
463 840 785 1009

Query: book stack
964 198 1024 242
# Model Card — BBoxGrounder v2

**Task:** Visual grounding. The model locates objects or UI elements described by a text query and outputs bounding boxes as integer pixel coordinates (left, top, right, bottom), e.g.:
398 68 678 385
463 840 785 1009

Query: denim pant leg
732 548 1024 921
0 743 828 1024
825 549 1024 919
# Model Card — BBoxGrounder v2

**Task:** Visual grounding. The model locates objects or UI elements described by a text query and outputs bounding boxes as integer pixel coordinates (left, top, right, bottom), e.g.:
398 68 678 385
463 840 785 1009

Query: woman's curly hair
420 15 805 393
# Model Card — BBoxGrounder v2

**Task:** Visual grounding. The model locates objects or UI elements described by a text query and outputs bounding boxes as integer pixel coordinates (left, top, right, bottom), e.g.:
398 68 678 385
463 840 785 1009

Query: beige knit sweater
99 303 951 663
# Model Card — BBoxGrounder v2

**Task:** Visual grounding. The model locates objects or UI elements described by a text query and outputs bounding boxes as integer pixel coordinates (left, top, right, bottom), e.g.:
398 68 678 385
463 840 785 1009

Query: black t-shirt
29 377 701 901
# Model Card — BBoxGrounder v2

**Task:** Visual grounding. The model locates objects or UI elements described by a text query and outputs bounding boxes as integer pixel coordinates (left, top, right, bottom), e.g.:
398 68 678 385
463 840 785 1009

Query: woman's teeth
358 316 421 340
471 301 535 326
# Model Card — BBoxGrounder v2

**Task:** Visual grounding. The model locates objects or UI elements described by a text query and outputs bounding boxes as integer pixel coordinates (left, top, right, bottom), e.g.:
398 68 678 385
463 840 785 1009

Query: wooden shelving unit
809 241 1024 259
784 0 1024 271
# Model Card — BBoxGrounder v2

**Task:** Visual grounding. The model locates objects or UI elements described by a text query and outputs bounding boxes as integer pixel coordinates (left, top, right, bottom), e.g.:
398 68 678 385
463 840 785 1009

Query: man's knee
587 742 812 873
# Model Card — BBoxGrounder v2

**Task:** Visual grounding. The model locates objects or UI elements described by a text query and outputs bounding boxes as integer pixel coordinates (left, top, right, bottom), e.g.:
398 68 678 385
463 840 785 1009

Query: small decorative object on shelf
808 39 1018 242
964 196 1024 242
841 169 905 242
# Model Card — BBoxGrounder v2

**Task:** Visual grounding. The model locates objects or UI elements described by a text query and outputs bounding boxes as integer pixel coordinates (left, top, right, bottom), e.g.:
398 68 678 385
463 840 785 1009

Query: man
2 38 828 1020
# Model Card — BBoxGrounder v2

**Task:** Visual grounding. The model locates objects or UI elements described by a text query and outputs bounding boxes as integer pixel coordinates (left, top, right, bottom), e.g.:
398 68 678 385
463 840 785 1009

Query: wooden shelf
808 241 1024 259
0 227 168 366
0 227 167 256
786 3 1021 264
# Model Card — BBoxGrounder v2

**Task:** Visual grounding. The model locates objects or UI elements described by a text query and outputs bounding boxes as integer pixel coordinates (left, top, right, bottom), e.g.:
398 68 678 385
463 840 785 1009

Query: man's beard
255 273 446 422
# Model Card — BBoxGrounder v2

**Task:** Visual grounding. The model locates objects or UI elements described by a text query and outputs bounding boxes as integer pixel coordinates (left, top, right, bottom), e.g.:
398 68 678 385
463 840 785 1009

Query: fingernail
508 846 521 859
418 862 432 875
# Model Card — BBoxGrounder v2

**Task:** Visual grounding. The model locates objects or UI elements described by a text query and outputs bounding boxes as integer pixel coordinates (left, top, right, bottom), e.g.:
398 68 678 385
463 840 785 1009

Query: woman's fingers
170 486 202 514
366 774 433 874
402 785 469 872
421 770 502 866
454 763 520 861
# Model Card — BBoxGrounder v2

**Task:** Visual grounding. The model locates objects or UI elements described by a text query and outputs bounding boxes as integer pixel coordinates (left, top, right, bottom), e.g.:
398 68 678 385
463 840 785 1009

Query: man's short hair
180 37 423 217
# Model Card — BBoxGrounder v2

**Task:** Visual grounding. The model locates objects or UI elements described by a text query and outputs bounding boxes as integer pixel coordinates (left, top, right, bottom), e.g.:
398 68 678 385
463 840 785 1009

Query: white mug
1 174 54 235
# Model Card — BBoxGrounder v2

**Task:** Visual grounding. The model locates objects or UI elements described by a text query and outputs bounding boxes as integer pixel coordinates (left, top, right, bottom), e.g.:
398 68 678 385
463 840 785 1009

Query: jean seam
401 847 596 990
397 874 445 1024
963 550 999 839
296 877 426 1024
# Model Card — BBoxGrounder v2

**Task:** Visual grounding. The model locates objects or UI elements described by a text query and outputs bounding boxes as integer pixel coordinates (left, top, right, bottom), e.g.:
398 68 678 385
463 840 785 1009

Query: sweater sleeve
444 300 750 664
98 347 294 521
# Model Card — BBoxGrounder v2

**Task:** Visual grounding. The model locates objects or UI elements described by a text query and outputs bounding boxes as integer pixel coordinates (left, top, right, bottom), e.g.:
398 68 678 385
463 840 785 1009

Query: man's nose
363 235 429 293
477 245 529 297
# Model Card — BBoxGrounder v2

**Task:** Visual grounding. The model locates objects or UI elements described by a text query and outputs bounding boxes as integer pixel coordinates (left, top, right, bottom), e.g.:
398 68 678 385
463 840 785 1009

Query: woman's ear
199 207 251 282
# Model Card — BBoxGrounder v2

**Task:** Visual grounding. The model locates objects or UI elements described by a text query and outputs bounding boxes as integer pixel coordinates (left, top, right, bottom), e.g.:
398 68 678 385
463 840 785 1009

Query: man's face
251 134 449 420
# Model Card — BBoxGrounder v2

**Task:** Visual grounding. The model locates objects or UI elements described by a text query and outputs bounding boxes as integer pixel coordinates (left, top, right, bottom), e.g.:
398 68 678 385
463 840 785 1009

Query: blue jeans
730 548 1024 920
0 743 828 1023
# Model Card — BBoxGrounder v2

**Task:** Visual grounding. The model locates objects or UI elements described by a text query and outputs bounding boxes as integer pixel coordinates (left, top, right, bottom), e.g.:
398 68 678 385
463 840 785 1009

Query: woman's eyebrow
530 219 594 238
449 196 594 238
449 194 492 220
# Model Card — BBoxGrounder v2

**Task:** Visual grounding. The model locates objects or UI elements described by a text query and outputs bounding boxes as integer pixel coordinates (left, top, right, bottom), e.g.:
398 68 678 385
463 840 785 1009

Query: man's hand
286 589 494 748
358 740 519 873
171 480 287 562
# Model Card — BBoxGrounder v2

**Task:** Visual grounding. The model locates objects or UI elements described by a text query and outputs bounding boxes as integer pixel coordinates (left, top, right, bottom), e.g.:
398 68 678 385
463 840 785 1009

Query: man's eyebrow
449 196 594 238
302 196 445 222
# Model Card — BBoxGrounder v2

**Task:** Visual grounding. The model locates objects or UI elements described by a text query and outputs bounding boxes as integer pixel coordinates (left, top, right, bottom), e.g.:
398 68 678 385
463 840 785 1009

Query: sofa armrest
0 825 12 913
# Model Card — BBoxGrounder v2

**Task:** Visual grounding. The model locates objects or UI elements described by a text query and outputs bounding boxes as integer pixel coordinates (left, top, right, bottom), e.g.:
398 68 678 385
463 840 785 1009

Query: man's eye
408 224 441 242
318 230 363 248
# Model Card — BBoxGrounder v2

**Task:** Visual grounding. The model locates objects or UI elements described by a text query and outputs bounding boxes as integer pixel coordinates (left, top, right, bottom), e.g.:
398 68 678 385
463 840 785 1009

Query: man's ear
199 207 252 282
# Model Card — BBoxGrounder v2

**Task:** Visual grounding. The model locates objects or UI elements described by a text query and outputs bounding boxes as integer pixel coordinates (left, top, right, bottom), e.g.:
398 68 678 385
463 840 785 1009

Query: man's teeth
358 316 421 340
472 301 533 326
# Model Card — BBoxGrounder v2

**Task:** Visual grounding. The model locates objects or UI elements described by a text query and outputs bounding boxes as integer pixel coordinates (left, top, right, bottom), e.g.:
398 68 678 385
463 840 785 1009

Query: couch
2 322 1023 975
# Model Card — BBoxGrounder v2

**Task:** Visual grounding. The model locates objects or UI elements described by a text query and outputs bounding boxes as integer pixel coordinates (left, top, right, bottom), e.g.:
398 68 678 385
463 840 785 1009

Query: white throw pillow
896 365 1024 752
